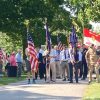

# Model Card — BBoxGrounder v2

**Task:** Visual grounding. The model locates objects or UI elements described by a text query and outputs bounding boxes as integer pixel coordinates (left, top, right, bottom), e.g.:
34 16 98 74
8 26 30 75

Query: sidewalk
0 78 88 100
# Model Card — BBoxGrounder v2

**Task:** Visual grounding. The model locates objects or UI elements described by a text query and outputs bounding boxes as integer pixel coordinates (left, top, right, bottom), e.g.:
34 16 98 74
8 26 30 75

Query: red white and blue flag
57 35 63 51
27 33 38 70
69 25 78 48
45 23 51 51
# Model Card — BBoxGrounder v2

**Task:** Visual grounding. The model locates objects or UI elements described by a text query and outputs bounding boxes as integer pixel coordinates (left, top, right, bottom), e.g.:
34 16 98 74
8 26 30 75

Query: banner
83 28 100 47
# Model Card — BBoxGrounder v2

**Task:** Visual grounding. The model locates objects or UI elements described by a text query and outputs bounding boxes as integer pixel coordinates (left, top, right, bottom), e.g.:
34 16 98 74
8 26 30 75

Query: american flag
27 33 38 70
45 23 51 51
69 25 78 48
57 35 63 51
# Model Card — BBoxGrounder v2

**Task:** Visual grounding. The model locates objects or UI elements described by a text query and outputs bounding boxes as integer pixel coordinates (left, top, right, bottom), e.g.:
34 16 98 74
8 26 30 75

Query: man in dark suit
69 45 79 83
81 44 88 80
38 51 45 79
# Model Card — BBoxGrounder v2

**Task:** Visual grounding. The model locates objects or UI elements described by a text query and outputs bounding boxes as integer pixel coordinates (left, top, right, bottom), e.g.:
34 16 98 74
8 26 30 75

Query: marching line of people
38 44 100 84
0 44 100 84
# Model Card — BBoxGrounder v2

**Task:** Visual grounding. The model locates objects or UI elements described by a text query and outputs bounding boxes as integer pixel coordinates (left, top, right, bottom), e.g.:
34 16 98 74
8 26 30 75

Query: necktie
64 50 66 59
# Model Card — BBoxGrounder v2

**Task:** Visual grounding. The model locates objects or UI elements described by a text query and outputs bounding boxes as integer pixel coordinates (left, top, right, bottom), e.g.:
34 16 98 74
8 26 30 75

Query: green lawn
83 82 100 100
0 75 26 85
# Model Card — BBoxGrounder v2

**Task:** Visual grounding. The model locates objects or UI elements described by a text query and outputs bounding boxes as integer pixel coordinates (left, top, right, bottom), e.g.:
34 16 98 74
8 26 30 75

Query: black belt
55 60 60 61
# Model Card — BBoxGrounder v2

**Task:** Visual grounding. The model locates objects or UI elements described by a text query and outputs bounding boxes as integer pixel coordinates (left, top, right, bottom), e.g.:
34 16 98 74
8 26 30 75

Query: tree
0 0 72 58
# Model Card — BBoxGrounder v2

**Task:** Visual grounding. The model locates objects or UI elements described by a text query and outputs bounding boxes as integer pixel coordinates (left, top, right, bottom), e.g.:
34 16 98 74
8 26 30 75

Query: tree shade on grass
83 82 100 100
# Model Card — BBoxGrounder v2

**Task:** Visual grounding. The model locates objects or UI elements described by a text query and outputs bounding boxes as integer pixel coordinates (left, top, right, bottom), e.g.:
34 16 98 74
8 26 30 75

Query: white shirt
49 49 56 63
78 50 82 61
68 48 74 63
60 49 69 61
39 49 44 55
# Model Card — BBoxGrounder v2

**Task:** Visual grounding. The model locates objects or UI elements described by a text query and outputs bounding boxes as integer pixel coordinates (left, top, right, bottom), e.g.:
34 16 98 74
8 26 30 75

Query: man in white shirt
55 45 61 79
16 49 23 77
39 46 44 55
49 45 57 82
60 44 69 81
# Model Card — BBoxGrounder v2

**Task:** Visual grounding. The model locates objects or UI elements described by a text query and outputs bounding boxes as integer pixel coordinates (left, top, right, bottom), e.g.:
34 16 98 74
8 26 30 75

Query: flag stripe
58 42 63 51
27 33 38 70
57 35 63 51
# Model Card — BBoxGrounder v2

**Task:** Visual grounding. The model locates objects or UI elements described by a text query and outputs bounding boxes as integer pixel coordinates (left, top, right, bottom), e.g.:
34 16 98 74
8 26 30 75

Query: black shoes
56 76 61 79
28 79 30 84
62 78 66 81
28 79 36 84
51 80 56 83
76 81 78 83
81 78 86 80
69 81 73 83
32 79 36 84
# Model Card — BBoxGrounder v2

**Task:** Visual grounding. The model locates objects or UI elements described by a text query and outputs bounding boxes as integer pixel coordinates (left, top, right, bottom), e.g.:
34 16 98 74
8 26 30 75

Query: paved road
0 79 88 100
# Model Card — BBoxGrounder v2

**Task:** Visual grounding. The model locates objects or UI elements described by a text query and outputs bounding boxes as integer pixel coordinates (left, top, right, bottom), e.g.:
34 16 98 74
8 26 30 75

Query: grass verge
83 82 100 100
0 75 26 85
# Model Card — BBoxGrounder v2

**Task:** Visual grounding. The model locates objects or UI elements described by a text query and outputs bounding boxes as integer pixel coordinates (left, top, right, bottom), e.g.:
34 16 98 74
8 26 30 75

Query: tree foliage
0 0 99 57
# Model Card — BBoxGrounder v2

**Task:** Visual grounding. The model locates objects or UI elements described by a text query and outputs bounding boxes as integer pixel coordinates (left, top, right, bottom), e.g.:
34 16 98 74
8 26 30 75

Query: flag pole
24 19 30 34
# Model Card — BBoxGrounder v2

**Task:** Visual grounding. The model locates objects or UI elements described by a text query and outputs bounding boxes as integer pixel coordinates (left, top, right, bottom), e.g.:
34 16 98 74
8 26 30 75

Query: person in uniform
81 44 88 80
96 46 100 74
85 44 100 83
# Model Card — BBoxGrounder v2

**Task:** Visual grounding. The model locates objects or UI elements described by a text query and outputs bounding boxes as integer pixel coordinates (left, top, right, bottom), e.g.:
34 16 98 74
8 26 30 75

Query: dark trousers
17 62 22 77
74 63 79 82
69 62 78 83
8 66 17 77
78 61 82 78
82 60 88 79
39 63 45 79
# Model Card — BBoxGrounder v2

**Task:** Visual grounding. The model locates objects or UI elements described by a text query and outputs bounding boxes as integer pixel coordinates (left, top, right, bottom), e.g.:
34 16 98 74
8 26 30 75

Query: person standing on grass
9 51 17 77
5 53 10 76
16 49 23 78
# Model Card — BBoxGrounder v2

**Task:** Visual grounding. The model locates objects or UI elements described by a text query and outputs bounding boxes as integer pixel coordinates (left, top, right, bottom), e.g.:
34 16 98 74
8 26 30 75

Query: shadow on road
0 89 81 100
